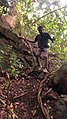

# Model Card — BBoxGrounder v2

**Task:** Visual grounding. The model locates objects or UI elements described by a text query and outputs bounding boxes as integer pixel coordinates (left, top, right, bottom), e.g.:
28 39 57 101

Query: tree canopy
14 0 67 59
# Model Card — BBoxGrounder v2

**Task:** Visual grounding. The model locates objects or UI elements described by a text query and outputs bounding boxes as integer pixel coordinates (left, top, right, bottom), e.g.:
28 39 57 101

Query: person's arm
29 39 36 43
28 36 38 43
47 33 55 43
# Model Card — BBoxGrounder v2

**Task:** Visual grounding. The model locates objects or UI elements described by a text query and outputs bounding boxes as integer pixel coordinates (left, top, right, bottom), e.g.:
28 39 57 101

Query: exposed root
38 74 51 119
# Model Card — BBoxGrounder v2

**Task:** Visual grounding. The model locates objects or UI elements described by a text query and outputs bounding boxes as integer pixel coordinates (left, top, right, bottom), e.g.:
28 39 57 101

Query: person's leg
36 48 41 67
44 56 48 69
43 48 48 71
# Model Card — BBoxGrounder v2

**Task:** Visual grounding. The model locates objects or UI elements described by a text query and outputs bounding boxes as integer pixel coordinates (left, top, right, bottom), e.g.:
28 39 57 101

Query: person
30 26 55 72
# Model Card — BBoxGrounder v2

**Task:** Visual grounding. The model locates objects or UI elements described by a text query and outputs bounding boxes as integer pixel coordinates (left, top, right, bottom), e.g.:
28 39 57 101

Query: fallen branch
0 98 6 105
14 89 37 100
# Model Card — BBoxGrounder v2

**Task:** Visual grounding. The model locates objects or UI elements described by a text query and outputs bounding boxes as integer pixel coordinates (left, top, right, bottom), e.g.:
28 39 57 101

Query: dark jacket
35 32 53 49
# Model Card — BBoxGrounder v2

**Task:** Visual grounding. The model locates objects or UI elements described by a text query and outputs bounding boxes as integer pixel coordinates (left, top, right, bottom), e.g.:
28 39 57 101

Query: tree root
38 74 51 119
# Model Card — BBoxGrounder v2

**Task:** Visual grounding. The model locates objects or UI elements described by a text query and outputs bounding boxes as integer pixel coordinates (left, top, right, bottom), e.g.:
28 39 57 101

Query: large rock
49 62 67 94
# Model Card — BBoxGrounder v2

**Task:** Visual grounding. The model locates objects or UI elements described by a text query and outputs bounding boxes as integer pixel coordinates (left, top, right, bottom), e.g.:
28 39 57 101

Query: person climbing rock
29 25 55 73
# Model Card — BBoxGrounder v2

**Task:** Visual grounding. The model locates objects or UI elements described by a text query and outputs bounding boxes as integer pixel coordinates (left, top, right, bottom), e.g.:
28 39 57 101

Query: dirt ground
0 57 67 119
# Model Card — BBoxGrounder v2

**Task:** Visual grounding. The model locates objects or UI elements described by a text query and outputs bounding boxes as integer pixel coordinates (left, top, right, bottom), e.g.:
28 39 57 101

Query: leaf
9 103 18 119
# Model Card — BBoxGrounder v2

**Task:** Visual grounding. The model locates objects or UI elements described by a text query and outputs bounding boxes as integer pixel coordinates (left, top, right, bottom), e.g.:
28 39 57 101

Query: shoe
43 68 48 73
38 66 42 71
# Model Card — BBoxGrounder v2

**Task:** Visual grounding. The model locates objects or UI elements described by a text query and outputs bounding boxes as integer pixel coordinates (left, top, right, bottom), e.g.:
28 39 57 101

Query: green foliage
15 0 67 60
0 45 23 77
0 0 9 14
15 0 38 39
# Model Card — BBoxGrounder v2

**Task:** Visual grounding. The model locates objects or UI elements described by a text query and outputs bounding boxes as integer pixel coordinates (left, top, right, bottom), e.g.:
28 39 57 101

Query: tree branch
33 5 67 23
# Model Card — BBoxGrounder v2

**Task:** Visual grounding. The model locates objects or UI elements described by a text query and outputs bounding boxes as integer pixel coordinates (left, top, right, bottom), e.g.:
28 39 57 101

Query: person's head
38 26 43 33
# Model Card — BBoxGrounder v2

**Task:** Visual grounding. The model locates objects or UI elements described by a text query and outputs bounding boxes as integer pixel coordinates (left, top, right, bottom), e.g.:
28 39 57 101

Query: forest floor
0 56 67 119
